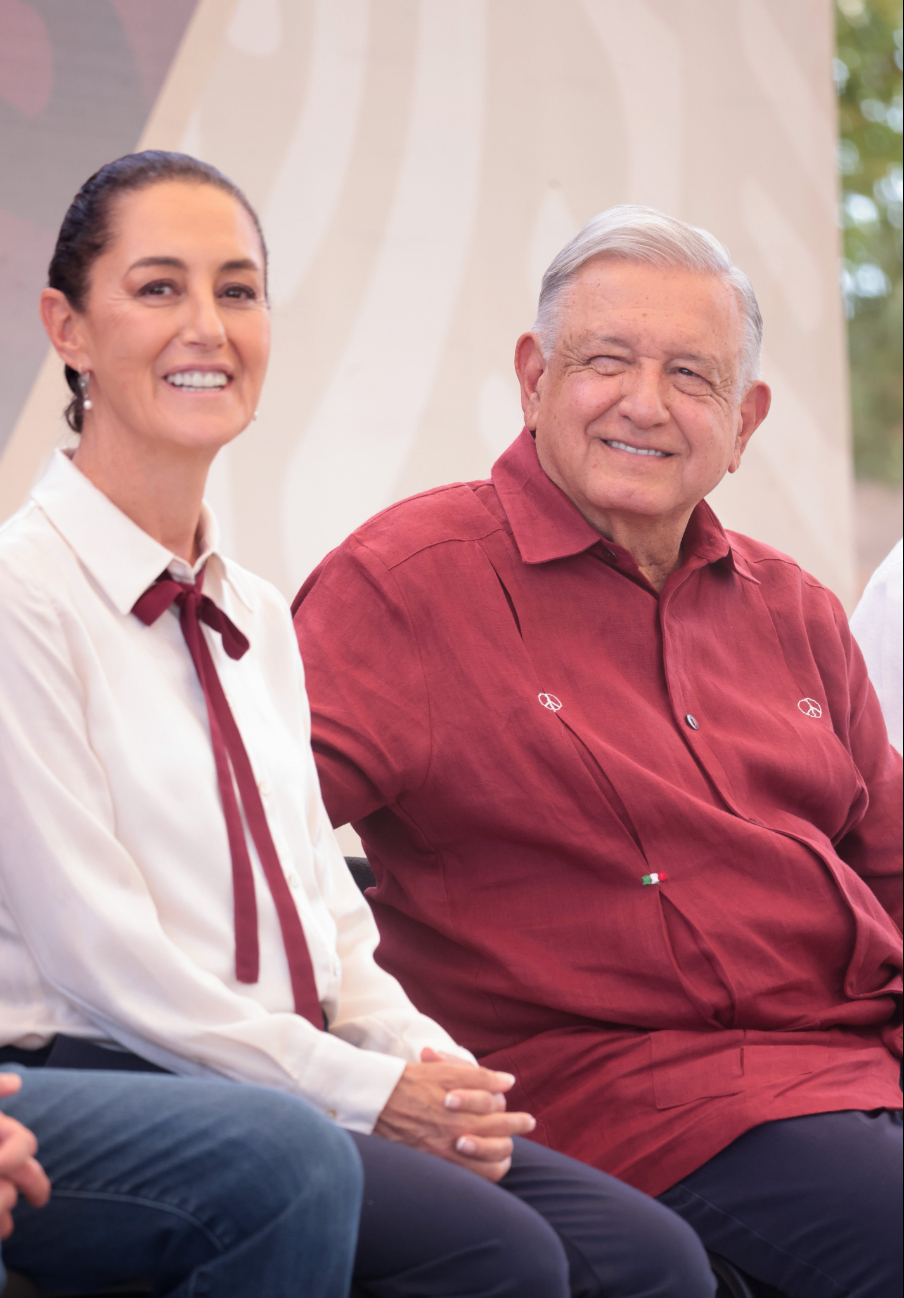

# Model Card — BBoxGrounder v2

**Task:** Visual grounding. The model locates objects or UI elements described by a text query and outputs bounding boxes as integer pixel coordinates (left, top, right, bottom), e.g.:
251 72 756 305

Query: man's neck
575 503 693 593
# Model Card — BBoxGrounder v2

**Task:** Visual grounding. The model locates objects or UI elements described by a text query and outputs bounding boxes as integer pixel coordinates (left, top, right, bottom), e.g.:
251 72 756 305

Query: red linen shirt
293 429 903 1195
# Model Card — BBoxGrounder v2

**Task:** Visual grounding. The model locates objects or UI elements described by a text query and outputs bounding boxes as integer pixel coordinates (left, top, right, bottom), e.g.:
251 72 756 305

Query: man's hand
0 1073 51 1238
373 1048 535 1182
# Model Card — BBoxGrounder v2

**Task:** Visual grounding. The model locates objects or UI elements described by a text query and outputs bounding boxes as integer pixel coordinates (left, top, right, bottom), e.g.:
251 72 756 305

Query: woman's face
56 181 270 455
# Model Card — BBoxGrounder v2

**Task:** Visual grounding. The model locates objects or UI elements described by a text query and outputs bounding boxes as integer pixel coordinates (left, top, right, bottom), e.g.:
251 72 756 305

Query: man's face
516 258 770 535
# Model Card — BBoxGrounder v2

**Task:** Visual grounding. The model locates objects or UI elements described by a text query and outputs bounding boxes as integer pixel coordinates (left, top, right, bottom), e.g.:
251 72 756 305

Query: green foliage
835 0 903 484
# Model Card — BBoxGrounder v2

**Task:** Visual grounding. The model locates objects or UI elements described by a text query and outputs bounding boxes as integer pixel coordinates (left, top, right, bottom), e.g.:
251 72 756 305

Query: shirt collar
680 500 760 584
491 427 759 583
491 428 603 564
31 450 245 615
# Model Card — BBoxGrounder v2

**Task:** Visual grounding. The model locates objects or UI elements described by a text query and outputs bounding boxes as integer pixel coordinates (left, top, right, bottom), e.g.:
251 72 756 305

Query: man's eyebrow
672 351 721 371
582 336 722 370
126 256 262 273
582 334 634 350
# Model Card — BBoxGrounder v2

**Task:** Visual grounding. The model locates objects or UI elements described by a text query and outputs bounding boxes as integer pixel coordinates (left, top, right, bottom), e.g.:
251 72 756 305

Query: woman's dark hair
48 151 268 432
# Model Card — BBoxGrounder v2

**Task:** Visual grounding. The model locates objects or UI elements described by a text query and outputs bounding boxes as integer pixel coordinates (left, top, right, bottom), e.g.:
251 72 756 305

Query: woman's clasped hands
374 1048 535 1182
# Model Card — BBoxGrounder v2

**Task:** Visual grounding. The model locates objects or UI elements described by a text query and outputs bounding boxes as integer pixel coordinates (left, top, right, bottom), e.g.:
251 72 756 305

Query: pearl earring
253 410 259 421
79 371 93 412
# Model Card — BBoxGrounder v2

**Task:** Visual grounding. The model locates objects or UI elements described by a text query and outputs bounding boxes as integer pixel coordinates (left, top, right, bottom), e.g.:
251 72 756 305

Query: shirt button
685 714 699 730
287 872 301 891
257 779 270 797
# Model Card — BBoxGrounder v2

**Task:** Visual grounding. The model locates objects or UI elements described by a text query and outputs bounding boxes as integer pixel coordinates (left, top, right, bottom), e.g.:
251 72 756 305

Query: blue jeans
0 1066 362 1297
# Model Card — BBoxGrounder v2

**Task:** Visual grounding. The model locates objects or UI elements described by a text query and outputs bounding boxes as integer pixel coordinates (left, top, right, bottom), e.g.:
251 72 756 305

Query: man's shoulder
347 479 503 570
728 530 829 591
726 529 845 627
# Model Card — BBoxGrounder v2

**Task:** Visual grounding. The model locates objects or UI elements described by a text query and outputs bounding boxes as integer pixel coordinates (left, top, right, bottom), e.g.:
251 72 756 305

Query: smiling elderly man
293 207 903 1296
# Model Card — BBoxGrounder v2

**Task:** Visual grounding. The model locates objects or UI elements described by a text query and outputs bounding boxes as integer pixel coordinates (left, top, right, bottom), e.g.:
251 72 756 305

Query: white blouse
0 450 469 1131
851 539 903 756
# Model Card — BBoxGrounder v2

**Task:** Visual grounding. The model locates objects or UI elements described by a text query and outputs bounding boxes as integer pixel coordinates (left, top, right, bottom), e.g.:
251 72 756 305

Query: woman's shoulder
217 555 302 657
218 554 288 616
0 498 69 599
0 501 79 665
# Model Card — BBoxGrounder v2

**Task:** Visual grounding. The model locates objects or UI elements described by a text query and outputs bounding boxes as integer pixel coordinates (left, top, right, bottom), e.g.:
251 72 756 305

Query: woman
0 152 714 1297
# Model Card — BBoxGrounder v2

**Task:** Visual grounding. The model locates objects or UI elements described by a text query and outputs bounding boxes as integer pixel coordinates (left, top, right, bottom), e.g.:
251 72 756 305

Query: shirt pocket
650 1028 745 1109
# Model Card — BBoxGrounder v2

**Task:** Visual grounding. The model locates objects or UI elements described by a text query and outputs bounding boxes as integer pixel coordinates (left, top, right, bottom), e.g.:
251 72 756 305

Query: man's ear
728 380 771 473
39 288 91 373
514 333 547 431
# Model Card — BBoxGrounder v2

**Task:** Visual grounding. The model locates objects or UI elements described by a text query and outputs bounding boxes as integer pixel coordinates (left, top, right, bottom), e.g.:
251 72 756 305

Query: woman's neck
72 421 213 564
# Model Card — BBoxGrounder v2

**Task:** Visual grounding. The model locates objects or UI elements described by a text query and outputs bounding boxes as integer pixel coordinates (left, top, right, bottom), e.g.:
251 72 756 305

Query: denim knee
219 1085 363 1222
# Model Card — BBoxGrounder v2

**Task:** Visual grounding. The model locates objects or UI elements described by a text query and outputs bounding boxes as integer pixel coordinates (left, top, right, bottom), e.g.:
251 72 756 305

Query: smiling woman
38 152 270 564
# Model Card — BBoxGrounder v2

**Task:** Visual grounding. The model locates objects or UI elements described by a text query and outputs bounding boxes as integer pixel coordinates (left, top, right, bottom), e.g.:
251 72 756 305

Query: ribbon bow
133 566 323 1029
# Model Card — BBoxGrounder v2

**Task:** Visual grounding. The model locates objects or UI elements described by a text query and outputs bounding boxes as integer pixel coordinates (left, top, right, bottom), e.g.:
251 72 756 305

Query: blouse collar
30 450 246 616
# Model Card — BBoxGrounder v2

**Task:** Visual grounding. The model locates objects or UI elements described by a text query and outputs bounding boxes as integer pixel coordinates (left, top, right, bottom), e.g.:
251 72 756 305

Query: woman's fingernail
444 1093 462 1109
496 1072 516 1087
456 1136 477 1155
526 1116 536 1130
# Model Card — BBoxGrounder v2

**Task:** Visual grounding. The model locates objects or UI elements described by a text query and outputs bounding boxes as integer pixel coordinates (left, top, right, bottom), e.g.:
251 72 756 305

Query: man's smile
601 438 671 458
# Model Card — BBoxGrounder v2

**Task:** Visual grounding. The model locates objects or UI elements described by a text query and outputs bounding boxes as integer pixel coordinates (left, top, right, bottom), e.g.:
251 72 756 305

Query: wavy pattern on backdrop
0 0 854 605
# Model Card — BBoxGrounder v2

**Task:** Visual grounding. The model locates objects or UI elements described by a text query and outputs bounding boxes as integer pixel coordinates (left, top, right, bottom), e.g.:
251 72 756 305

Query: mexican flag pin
641 872 667 886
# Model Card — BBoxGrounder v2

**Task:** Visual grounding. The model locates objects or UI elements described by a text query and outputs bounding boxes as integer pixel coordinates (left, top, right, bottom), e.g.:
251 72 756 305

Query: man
0 1066 361 1295
294 206 903 1297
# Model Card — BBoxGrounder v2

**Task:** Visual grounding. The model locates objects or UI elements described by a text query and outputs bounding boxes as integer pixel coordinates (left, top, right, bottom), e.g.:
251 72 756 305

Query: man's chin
582 485 677 522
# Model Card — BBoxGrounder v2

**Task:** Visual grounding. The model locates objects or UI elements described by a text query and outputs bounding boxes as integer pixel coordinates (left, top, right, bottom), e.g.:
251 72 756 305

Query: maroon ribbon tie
133 566 323 1029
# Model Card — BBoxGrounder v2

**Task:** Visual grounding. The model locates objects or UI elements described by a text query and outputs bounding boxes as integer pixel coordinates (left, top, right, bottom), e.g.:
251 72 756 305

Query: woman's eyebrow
127 255 185 272
125 256 262 273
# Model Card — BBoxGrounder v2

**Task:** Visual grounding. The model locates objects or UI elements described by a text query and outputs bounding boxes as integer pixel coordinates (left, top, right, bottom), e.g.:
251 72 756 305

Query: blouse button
287 872 301 891
257 779 270 797
685 714 699 730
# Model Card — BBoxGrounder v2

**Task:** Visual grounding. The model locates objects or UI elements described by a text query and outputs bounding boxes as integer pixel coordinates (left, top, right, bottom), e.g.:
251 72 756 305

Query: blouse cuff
298 1031 408 1133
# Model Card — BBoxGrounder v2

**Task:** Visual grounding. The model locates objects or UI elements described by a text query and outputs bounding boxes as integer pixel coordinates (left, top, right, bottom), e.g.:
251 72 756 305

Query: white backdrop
1 0 855 606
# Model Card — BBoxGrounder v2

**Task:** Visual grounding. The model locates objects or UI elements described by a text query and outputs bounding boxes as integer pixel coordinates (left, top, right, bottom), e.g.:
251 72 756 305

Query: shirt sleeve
307 751 475 1067
293 537 432 828
0 568 461 1132
284 597 473 1069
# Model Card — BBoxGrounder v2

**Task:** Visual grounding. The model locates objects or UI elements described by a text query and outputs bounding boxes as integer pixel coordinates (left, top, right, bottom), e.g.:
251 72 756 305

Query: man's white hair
534 205 763 393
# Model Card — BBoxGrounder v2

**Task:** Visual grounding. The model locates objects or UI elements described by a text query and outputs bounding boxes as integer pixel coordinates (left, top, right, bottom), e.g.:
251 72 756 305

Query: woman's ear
40 288 91 373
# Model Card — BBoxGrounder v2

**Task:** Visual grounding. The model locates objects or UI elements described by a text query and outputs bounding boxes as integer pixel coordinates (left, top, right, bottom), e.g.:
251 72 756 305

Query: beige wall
1 0 855 606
